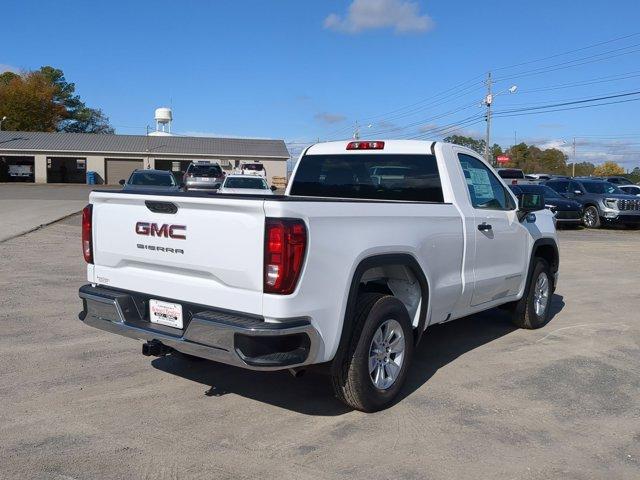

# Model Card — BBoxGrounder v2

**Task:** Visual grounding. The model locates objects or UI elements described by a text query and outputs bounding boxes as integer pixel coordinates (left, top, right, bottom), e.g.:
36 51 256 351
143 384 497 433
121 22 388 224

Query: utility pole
353 121 360 140
484 72 493 165
572 137 576 177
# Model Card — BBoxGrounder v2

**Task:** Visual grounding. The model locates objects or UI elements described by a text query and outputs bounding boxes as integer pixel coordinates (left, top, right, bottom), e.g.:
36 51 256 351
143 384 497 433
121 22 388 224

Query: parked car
217 174 276 195
527 173 552 181
605 176 634 186
236 162 267 177
119 169 180 192
544 178 640 228
496 168 535 185
184 161 225 191
8 163 34 181
79 140 558 412
618 185 640 196
510 184 582 226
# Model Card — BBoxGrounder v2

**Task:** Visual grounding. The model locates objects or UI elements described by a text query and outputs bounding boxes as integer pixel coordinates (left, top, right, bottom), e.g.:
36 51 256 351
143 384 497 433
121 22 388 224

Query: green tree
537 148 567 174
572 161 596 177
0 71 64 131
0 66 113 133
0 71 20 85
443 135 485 155
593 161 625 176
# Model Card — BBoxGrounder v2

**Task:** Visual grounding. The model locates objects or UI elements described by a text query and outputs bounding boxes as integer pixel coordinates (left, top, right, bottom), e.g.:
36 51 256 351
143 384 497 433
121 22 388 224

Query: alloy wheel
368 319 405 390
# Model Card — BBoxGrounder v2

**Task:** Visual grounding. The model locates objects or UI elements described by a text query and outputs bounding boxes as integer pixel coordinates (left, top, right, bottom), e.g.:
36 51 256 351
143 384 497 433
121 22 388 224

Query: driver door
457 154 528 306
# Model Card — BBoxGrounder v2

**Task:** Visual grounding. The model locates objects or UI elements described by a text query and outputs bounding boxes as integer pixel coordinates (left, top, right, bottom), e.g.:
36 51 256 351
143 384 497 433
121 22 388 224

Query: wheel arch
582 202 601 213
530 238 559 288
336 254 430 363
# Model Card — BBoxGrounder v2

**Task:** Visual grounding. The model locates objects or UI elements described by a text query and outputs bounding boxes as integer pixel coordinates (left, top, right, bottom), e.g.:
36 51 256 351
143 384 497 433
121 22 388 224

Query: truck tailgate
89 191 265 315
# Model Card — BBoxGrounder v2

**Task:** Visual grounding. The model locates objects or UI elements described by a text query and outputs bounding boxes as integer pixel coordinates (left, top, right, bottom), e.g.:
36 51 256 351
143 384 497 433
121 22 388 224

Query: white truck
79 140 559 412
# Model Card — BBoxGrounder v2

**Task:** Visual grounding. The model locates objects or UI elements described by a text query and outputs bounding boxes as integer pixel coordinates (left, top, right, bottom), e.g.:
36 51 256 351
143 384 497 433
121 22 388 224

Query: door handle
477 222 492 231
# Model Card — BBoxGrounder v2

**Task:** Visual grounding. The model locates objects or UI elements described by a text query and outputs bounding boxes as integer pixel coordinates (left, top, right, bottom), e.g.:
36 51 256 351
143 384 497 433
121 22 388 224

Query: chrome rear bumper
78 284 320 370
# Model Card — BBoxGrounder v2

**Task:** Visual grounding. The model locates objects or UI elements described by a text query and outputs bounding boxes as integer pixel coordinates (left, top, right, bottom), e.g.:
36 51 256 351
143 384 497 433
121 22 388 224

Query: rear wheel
582 206 601 228
331 293 414 412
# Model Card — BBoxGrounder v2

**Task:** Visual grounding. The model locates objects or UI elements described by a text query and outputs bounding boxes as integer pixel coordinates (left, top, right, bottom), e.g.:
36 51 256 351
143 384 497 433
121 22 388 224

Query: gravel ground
0 217 638 480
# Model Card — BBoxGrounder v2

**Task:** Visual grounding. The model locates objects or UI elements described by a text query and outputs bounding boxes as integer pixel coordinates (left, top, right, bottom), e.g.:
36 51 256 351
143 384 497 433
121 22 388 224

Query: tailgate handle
145 201 178 214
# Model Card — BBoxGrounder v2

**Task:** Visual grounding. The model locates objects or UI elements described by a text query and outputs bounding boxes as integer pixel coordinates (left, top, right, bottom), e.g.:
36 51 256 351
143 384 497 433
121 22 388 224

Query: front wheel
506 258 553 329
582 206 601 228
331 293 414 412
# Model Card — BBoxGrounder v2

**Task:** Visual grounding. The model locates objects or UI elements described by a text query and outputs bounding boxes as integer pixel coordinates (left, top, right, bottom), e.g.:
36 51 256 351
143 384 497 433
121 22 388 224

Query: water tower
150 107 173 136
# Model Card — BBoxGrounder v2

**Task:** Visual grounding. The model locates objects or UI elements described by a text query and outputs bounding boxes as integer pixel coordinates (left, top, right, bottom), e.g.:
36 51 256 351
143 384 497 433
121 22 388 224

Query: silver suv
183 162 225 191
545 179 640 228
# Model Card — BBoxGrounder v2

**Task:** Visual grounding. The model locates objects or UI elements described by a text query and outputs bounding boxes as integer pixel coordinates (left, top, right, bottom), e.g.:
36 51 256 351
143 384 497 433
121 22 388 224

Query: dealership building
0 130 290 185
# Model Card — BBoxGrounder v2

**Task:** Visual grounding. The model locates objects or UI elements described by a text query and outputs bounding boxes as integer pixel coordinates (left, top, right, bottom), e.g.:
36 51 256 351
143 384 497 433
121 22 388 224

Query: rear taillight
512 180 518 185
82 204 93 264
264 218 307 295
346 141 385 150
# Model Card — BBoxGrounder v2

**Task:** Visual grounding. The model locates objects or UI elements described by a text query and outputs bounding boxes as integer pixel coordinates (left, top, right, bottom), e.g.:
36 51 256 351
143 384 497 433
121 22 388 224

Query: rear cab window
129 172 175 186
188 164 222 177
289 154 444 202
224 177 268 189
242 164 265 171
497 169 525 179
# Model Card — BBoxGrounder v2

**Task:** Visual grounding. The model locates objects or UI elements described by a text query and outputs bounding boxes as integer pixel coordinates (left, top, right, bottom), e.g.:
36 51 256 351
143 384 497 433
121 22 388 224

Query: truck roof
305 140 436 156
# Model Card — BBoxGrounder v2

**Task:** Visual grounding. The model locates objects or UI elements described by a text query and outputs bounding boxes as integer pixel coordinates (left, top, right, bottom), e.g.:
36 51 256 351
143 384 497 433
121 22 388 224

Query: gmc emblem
135 222 186 239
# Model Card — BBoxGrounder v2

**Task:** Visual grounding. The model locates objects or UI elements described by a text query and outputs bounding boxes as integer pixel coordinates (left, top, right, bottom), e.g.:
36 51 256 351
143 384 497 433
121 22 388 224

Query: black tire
331 293 414 412
506 258 553 329
582 205 601 228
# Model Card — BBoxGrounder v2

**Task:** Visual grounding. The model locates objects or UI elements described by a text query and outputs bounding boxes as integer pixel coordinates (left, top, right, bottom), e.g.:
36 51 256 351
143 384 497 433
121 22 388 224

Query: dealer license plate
149 299 183 329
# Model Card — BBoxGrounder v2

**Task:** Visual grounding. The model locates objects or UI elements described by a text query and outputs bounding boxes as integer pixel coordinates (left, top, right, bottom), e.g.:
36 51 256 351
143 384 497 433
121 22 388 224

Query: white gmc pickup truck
79 140 559 411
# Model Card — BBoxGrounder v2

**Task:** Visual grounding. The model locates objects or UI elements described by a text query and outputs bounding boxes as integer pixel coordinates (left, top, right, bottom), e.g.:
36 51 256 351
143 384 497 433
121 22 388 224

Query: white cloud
0 64 20 74
417 123 439 133
314 112 346 124
324 0 434 34
534 138 640 168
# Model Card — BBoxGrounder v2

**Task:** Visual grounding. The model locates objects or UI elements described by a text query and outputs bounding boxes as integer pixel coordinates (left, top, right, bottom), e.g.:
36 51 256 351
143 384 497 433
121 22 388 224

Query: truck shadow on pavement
151 294 564 416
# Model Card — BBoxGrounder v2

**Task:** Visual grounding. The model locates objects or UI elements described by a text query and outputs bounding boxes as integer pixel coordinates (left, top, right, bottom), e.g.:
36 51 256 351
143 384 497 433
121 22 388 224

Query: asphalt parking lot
0 217 638 479
0 184 116 242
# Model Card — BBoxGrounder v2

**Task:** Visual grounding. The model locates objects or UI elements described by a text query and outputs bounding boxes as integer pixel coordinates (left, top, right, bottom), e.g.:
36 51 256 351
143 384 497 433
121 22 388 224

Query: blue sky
3 0 640 168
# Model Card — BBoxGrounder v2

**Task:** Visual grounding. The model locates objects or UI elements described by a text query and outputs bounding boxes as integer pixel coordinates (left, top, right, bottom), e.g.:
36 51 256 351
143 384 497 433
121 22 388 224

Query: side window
569 181 582 193
548 181 568 193
457 154 515 210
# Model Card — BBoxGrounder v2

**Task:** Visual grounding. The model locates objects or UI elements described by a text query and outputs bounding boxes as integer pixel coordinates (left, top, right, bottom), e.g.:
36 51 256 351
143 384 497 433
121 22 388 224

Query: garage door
105 159 143 185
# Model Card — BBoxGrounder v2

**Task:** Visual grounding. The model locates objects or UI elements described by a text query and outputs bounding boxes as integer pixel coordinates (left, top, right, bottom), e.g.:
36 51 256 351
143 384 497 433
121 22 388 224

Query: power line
493 43 640 83
515 70 640 95
493 96 640 119
491 31 640 72
323 75 485 140
494 90 640 115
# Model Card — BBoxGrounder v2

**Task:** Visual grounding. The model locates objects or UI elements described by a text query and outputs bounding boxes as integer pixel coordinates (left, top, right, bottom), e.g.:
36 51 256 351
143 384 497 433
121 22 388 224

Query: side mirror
119 179 125 186
573 189 582 195
270 185 277 191
517 193 544 221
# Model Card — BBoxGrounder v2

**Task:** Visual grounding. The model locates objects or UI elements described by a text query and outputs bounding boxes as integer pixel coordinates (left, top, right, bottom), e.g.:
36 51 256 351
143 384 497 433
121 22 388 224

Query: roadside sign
496 155 510 164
